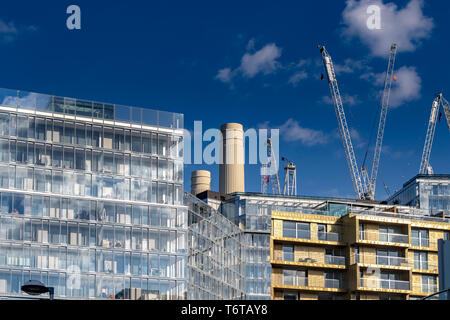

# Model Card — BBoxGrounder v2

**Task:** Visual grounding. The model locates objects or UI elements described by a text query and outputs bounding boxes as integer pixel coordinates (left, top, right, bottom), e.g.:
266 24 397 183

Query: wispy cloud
0 18 37 43
341 0 434 57
288 71 308 87
259 119 329 146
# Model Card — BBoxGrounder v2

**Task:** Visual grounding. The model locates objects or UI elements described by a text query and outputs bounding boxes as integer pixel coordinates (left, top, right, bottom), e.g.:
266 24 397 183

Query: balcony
359 231 409 244
281 277 343 290
360 278 410 291
352 254 410 268
317 231 341 242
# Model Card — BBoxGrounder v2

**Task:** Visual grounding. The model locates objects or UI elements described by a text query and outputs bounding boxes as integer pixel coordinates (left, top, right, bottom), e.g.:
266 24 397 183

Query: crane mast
419 93 450 175
319 46 366 199
368 44 398 200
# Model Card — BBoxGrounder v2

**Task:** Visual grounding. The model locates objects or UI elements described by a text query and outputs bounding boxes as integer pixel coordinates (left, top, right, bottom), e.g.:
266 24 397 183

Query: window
422 275 437 293
414 252 428 270
376 249 400 266
318 224 327 240
412 229 429 247
282 246 294 262
283 221 310 239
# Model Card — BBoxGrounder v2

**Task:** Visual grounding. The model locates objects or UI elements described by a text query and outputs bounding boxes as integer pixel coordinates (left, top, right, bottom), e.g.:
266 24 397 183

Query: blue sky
0 0 448 200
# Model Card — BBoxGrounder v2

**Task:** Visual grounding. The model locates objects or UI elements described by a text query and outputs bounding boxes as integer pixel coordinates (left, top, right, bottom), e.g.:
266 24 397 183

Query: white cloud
279 118 328 146
215 42 282 83
215 68 233 83
362 66 421 108
341 0 434 57
240 43 282 78
288 71 308 87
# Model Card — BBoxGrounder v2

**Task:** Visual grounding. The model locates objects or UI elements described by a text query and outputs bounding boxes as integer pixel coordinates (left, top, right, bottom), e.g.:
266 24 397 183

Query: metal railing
352 254 409 267
359 231 409 244
360 278 410 291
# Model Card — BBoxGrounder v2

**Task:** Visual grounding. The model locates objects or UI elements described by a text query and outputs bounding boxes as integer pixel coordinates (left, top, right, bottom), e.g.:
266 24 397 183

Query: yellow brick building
271 209 450 300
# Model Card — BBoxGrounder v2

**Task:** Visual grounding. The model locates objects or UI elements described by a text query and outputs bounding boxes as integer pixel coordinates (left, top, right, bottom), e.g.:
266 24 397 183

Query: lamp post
21 280 54 300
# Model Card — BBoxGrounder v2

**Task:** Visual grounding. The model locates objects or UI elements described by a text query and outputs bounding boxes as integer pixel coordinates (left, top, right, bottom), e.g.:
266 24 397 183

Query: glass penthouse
0 88 186 299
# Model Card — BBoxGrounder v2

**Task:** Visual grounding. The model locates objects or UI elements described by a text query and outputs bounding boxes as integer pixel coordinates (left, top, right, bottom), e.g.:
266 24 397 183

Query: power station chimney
191 170 211 196
219 123 245 194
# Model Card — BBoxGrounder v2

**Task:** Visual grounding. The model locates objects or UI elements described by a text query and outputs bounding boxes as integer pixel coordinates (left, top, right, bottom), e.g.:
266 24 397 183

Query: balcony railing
281 277 343 289
273 252 345 266
325 255 346 266
352 254 409 267
359 231 409 244
283 277 308 287
411 237 437 249
412 260 438 272
412 283 438 294
317 231 341 242
360 278 410 291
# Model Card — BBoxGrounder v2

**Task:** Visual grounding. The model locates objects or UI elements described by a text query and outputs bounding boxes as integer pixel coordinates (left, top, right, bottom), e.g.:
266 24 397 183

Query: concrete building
0 88 245 300
387 174 450 216
219 123 245 195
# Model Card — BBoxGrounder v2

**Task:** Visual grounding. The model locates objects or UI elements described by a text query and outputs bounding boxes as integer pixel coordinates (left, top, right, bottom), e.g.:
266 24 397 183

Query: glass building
387 175 450 215
185 192 245 300
0 88 187 299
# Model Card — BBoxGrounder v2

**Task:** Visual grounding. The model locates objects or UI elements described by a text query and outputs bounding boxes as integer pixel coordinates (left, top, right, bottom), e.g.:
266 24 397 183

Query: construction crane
367 44 398 200
319 45 366 199
419 93 450 175
319 44 397 200
282 157 297 196
261 138 281 194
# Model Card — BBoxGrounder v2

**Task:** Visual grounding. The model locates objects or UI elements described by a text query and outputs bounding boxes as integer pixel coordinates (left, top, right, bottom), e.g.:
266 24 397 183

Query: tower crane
419 93 450 175
319 44 397 200
367 44 398 200
319 45 366 199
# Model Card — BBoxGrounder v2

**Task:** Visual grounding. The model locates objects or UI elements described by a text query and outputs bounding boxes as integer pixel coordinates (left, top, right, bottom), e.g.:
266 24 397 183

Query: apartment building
271 208 450 300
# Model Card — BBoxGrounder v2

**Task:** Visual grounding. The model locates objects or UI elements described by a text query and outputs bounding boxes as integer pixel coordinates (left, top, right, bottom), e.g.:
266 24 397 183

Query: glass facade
387 175 450 215
0 88 187 300
185 192 245 300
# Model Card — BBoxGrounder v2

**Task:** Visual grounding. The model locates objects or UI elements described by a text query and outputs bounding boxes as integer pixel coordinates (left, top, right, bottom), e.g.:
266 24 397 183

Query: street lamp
21 280 54 300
